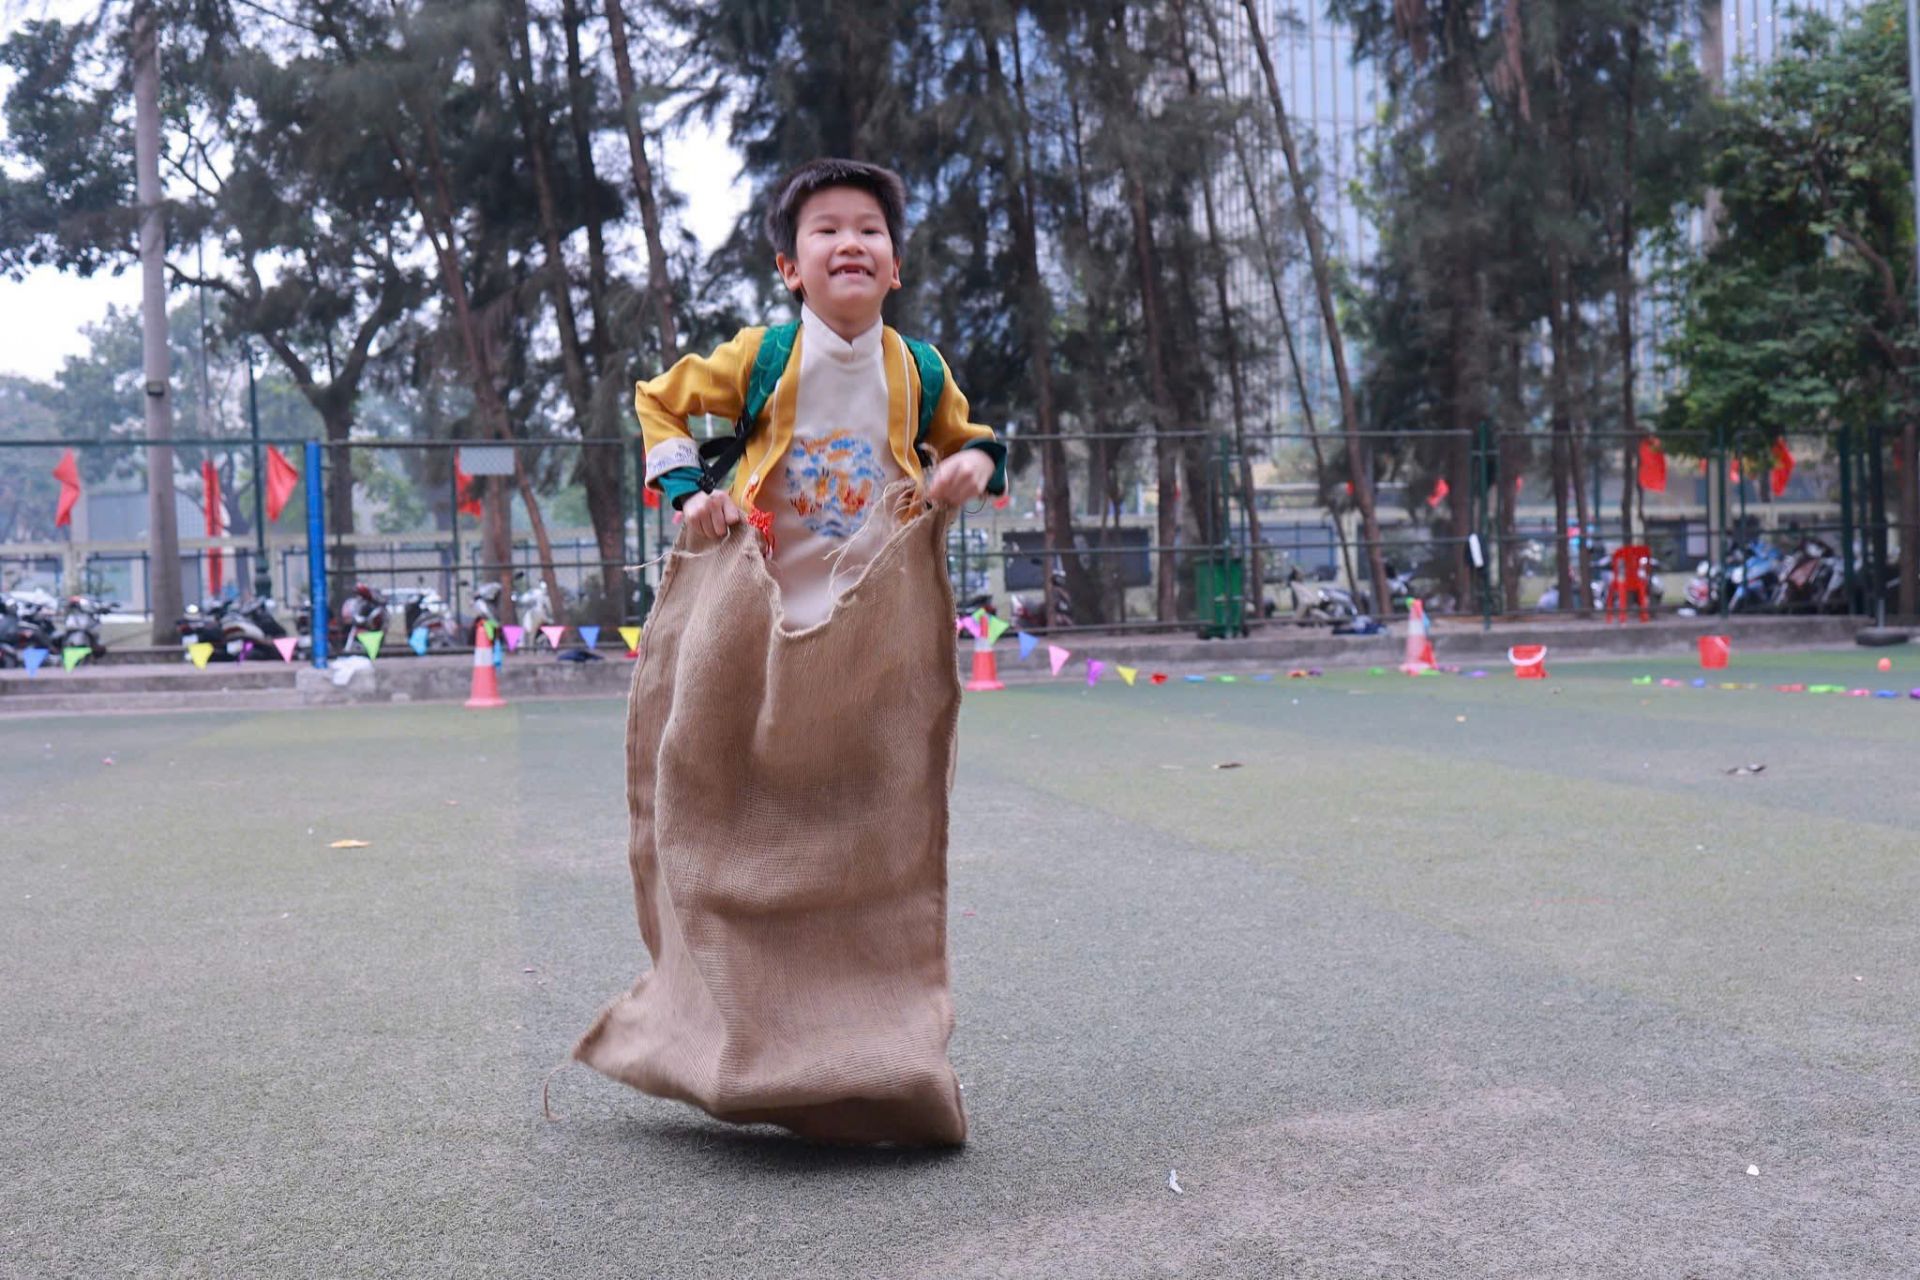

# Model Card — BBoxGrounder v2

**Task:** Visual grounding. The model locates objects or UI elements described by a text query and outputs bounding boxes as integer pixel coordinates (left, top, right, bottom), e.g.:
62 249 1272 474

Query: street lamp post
245 341 272 600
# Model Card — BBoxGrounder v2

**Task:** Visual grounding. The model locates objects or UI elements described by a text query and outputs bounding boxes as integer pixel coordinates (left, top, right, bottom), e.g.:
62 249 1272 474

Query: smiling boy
636 158 1006 629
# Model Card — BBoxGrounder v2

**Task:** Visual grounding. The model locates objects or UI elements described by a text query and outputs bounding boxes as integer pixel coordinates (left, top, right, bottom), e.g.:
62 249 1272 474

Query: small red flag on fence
201 459 226 596
454 459 484 518
1426 476 1449 508
1770 438 1795 497
52 448 81 527
1638 436 1667 492
643 485 661 510
265 446 300 522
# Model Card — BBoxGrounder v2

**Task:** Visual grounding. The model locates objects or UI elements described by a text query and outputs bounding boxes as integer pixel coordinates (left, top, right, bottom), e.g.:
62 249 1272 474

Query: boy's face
775 185 901 332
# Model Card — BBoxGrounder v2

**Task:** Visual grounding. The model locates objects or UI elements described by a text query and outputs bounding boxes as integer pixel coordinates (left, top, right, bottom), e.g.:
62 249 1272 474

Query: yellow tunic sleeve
635 327 765 486
922 349 1008 496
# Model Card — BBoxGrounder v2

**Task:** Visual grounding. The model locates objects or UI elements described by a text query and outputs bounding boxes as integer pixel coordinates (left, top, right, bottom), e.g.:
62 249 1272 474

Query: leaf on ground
1212 761 1243 770
328 839 371 849
1724 763 1767 776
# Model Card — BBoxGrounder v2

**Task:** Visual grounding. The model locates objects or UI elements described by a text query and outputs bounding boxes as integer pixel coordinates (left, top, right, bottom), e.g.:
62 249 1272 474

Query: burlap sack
574 506 967 1146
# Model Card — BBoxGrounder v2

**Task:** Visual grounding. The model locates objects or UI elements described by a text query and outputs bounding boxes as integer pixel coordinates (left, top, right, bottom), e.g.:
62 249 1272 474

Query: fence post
1838 424 1859 614
1476 419 1494 632
305 440 329 668
1868 423 1890 626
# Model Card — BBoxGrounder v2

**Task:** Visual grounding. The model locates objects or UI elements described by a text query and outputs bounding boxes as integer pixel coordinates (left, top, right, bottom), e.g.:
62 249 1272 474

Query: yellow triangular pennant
188 642 214 669
619 625 643 653
1117 665 1138 686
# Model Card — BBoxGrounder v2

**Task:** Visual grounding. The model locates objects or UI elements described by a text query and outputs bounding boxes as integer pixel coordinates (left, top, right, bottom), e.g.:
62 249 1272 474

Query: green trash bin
1193 557 1246 639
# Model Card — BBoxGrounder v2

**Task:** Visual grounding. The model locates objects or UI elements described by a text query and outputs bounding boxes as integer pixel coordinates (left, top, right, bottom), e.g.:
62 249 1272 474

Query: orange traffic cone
1400 599 1436 674
465 622 506 708
964 619 1004 692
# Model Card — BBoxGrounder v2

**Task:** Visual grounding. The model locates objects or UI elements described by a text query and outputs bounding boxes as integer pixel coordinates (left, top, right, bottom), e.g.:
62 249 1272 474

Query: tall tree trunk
1242 0 1389 614
134 1 183 643
1569 299 1594 616
1901 421 1919 619
1500 329 1525 613
1617 26 1641 546
1549 257 1576 612
605 0 679 361
1173 0 1264 612
559 0 611 357
994 22 1097 626
1123 164 1184 623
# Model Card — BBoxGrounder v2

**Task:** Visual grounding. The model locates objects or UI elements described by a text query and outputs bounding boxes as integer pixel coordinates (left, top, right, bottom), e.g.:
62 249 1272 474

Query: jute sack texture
574 508 967 1145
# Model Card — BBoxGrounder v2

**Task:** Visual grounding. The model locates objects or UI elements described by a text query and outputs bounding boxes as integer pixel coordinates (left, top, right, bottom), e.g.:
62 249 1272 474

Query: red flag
201 459 226 596
454 460 483 518
1770 438 1795 497
265 446 300 522
1637 436 1667 493
1425 476 1450 508
52 448 81 527
643 485 661 510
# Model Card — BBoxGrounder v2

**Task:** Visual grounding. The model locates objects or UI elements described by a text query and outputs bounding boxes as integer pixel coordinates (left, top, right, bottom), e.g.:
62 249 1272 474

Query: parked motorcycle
1 589 60 656
1285 563 1365 625
52 594 115 658
1010 569 1073 632
338 583 390 652
390 586 462 650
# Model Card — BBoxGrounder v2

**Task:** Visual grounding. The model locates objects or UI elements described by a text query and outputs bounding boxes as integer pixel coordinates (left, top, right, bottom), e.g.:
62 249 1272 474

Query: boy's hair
764 158 908 262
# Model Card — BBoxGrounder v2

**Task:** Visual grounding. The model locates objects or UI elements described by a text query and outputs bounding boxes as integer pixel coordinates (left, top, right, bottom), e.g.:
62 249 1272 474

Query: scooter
1285 564 1365 625
53 595 115 658
392 586 462 650
338 583 390 652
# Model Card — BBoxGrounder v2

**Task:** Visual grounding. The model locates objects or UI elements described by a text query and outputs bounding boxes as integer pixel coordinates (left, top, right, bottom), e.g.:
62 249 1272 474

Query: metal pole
448 451 461 626
305 440 329 668
245 342 271 599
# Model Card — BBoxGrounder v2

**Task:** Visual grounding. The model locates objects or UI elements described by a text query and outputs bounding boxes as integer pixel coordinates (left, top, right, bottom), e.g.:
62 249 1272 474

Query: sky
0 2 748 384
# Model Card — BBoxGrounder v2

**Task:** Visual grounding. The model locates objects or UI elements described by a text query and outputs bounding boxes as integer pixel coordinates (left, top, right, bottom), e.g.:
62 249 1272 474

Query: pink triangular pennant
540 625 565 649
273 636 298 662
1048 644 1071 677
1087 660 1105 687
502 624 524 652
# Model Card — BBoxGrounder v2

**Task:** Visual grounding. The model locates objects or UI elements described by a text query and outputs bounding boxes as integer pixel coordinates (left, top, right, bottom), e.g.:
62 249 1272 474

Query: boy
574 160 1001 1147
636 157 1006 627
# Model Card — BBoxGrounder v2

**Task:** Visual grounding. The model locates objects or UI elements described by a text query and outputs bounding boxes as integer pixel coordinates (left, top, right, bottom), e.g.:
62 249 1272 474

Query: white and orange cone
1399 598 1436 674
465 621 507 708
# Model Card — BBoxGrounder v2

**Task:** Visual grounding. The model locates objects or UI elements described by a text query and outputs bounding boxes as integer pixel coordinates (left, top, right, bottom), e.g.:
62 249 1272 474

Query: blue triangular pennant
409 626 429 656
578 625 600 650
1017 631 1039 661
22 646 49 675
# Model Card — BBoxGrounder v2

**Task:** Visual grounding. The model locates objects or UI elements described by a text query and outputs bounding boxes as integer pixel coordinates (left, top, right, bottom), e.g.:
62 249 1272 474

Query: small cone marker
964 615 1005 691
465 622 507 708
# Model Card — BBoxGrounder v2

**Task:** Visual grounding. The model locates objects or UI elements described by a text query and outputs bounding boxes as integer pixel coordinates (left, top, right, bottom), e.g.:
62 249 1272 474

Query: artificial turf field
4 647 1916 1278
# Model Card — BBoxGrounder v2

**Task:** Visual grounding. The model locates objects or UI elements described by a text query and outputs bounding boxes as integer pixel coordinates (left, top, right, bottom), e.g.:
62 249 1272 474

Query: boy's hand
682 490 744 539
925 449 995 508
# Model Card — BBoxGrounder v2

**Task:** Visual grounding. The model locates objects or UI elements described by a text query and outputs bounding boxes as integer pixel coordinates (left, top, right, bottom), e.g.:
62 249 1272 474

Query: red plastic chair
1607 544 1652 623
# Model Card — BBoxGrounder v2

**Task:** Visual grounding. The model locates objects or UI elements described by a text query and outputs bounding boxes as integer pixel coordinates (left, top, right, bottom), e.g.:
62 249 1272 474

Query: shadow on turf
616 1114 968 1170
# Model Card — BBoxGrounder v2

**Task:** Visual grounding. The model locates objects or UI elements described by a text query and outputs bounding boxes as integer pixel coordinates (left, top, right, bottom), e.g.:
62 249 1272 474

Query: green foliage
1660 0 1917 461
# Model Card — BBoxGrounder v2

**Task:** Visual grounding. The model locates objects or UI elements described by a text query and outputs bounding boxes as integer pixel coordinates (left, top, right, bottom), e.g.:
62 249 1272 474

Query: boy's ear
888 252 902 292
775 252 803 294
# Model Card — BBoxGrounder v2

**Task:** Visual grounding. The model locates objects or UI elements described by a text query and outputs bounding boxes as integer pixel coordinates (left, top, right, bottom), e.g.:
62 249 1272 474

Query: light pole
245 340 272 600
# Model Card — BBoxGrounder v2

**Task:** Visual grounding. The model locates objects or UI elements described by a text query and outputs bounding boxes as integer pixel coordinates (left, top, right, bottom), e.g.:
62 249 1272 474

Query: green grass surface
4 648 1916 1278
